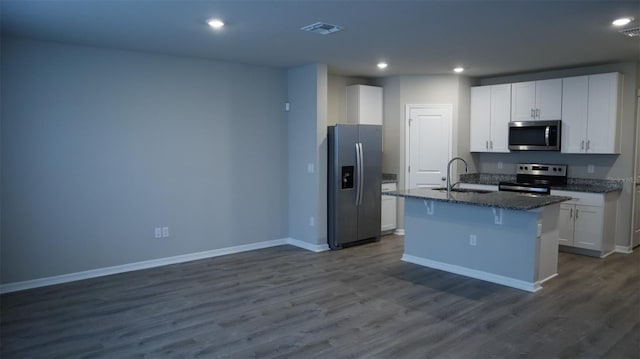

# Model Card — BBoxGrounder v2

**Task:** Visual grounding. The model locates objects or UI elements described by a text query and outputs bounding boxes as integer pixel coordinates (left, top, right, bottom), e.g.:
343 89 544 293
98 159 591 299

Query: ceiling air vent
301 22 343 35
618 27 640 37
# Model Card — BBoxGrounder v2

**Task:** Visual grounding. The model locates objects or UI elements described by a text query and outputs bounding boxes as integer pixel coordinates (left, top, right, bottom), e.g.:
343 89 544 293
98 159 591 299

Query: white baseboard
614 245 633 254
393 228 405 236
401 254 541 292
285 238 330 252
0 237 330 294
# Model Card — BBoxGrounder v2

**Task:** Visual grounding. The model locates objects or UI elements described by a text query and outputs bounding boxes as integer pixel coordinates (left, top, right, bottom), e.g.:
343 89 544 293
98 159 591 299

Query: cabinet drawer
551 190 604 207
382 183 397 192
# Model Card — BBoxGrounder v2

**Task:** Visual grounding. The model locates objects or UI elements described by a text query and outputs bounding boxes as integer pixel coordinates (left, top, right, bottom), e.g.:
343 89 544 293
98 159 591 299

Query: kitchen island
387 188 571 292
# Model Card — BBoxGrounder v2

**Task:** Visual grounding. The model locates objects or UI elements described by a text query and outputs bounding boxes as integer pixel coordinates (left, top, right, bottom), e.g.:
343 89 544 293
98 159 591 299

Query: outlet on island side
155 226 170 238
469 234 477 246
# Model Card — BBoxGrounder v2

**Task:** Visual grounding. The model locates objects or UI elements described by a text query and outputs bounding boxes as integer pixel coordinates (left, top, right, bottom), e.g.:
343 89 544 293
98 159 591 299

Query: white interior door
406 104 452 189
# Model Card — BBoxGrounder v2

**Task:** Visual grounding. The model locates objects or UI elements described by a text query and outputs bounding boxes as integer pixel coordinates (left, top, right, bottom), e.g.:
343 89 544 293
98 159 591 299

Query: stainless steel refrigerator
328 124 382 249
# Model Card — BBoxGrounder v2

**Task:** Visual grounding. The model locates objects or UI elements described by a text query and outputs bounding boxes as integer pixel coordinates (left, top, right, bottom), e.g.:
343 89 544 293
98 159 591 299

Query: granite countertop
386 188 571 211
382 173 397 184
459 173 623 193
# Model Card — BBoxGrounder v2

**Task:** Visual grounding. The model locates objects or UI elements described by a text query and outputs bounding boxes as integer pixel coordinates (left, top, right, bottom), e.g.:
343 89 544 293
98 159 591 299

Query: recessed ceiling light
208 19 225 29
612 17 634 26
377 62 388 69
453 67 464 73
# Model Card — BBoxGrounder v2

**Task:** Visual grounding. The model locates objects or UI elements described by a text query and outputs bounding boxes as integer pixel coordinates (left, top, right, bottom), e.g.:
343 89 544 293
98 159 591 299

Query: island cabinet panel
511 79 562 122
552 190 617 257
401 197 560 292
561 72 622 154
469 84 511 152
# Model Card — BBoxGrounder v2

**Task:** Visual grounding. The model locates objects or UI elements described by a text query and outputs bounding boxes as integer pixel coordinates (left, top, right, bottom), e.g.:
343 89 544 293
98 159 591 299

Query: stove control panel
516 163 567 177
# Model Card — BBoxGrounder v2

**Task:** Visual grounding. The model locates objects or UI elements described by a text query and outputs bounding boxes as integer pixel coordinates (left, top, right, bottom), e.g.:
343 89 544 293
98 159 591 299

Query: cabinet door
470 86 491 152
490 84 511 152
511 81 536 121
561 76 588 153
381 183 397 232
535 78 562 121
586 73 620 153
573 205 604 251
558 204 575 246
381 195 397 231
359 85 383 125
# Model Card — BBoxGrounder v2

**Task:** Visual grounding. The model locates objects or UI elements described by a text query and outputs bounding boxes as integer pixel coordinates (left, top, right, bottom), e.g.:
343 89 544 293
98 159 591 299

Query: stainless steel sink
431 187 494 194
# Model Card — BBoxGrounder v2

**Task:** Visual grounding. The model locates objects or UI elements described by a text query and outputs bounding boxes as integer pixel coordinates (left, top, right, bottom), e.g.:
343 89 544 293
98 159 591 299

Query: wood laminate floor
1 235 638 358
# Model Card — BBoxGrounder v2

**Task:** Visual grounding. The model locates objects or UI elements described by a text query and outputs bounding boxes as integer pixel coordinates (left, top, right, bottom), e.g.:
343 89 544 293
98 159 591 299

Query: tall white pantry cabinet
346 85 383 125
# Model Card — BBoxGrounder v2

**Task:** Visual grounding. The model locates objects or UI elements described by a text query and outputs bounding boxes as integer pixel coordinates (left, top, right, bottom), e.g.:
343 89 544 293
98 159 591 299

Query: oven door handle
544 126 550 146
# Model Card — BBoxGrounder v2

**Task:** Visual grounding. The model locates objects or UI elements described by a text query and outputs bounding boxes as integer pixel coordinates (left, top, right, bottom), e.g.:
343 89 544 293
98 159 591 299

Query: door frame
631 90 640 249
405 104 453 190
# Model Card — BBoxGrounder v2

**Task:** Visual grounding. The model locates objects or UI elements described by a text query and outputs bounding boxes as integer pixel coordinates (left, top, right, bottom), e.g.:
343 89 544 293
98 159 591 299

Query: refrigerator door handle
355 142 364 206
358 143 364 206
355 143 361 205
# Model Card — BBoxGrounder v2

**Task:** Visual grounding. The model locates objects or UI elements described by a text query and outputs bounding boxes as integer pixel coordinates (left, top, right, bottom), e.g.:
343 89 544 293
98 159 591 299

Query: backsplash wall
474 152 619 180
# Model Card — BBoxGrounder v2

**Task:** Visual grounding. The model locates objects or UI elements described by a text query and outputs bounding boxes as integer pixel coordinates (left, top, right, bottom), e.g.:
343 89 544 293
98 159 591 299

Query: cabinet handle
530 108 534 118
581 140 585 150
569 208 573 218
575 208 579 219
490 140 493 149
586 140 590 150
536 108 540 118
486 140 489 149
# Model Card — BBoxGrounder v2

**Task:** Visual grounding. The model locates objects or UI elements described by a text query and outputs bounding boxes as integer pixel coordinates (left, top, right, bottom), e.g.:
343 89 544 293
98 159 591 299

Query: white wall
477 62 638 247
0 37 289 284
381 75 472 229
287 64 328 246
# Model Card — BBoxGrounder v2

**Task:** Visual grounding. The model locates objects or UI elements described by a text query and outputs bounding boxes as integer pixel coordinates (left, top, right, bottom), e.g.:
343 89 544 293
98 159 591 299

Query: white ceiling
1 0 639 78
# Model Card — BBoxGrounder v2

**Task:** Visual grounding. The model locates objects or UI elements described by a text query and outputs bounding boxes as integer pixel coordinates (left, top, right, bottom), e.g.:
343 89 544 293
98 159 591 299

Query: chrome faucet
446 157 469 195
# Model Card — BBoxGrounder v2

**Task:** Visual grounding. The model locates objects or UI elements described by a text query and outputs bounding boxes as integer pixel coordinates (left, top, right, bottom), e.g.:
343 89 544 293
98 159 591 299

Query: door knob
441 176 446 181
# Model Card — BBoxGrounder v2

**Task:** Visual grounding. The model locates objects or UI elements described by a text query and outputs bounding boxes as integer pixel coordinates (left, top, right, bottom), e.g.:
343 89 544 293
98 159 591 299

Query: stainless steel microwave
508 120 561 151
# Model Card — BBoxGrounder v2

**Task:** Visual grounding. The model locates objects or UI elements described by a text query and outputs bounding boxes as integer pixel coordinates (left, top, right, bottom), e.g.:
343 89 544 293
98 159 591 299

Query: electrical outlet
497 161 503 170
587 164 595 174
162 227 169 238
155 227 162 239
469 234 477 246
307 163 315 173
309 216 315 227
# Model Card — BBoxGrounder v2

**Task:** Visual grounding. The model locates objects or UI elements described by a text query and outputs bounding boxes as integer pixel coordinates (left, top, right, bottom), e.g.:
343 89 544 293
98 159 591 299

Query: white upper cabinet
470 84 511 152
561 72 621 154
346 85 383 125
511 79 562 121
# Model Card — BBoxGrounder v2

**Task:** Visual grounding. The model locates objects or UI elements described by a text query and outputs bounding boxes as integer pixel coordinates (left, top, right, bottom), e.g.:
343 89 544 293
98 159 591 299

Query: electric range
499 163 567 195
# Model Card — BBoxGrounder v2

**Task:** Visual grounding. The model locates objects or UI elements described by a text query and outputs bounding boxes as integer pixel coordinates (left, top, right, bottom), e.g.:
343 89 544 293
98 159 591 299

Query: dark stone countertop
386 188 571 211
459 173 623 193
382 173 397 184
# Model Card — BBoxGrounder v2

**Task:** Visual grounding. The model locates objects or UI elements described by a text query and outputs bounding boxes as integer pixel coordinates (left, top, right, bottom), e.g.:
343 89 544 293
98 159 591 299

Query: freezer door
357 125 382 241
328 125 359 249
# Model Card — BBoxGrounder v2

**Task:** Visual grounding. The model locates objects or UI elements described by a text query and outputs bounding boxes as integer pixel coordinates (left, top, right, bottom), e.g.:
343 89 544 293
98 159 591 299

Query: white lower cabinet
381 183 397 232
559 204 604 250
553 190 617 257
